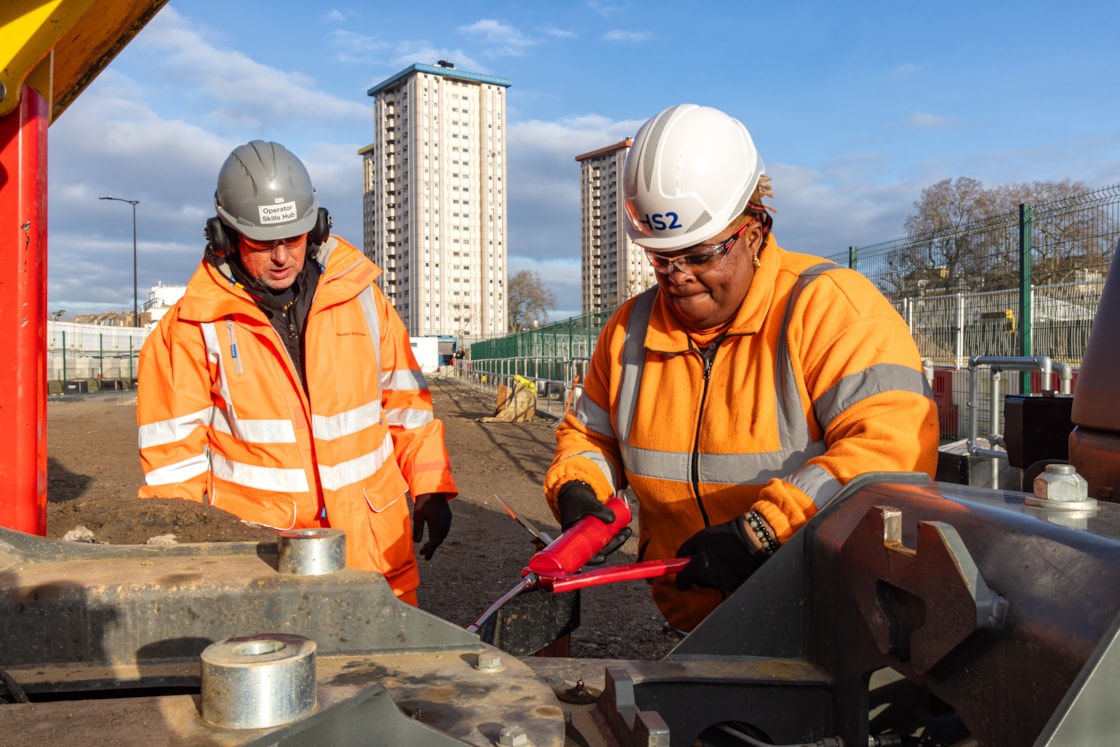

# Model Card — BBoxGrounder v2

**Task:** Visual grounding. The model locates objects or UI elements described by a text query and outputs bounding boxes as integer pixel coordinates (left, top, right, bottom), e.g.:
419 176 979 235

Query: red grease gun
467 496 689 634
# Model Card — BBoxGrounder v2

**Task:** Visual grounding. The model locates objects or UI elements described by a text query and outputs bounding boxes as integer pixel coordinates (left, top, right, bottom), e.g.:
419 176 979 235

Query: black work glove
674 516 766 592
556 481 632 566
412 493 452 561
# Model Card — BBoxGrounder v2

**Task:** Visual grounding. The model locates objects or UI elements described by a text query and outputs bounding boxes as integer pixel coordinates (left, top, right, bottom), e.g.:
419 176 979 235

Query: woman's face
651 217 765 331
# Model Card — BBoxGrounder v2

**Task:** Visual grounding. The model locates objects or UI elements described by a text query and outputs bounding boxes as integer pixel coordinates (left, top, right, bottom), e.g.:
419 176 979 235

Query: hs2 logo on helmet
639 212 682 231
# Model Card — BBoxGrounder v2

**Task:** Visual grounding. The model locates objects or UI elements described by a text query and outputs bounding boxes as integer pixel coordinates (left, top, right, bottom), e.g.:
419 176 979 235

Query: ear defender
204 216 236 258
309 207 332 245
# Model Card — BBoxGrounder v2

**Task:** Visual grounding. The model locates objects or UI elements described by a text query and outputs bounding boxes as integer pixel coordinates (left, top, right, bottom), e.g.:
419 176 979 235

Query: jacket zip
690 336 724 527
226 320 244 374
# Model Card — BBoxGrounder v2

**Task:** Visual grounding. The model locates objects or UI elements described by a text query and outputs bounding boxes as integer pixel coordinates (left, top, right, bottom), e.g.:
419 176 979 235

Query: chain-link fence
47 322 147 394
842 184 1119 369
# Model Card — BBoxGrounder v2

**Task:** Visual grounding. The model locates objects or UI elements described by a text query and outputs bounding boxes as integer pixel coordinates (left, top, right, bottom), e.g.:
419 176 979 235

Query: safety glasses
645 219 753 276
241 234 308 252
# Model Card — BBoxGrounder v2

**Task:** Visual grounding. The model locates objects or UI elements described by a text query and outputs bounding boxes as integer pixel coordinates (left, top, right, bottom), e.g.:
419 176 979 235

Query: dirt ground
45 376 678 661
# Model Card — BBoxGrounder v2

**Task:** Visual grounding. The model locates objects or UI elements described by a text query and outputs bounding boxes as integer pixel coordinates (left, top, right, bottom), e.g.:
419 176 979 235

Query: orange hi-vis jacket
137 237 458 600
545 237 939 631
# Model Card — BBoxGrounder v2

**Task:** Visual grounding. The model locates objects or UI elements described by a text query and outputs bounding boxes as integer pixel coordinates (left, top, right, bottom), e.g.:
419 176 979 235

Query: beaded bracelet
745 510 779 556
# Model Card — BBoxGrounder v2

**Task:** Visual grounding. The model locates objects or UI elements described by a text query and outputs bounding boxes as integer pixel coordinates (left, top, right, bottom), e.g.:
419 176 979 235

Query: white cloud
585 0 628 17
601 29 654 43
459 19 538 57
329 30 389 65
542 26 577 39
45 10 371 312
389 42 486 73
905 112 954 129
132 10 368 131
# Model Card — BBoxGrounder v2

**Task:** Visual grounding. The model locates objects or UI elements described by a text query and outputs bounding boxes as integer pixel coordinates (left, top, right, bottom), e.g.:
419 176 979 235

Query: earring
753 253 762 269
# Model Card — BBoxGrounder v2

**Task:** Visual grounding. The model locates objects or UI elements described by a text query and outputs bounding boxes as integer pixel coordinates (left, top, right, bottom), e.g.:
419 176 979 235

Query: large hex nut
1033 463 1089 503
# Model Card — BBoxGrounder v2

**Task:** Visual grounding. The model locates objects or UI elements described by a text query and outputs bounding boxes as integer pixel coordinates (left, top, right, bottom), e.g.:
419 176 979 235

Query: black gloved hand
674 515 765 592
412 493 452 561
556 481 632 566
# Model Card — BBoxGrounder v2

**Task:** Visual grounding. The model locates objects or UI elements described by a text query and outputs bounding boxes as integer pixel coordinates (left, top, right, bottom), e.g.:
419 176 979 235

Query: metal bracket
841 505 1009 675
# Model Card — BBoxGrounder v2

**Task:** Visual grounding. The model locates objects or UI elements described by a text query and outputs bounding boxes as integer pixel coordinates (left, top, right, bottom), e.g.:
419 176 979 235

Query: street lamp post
99 196 140 327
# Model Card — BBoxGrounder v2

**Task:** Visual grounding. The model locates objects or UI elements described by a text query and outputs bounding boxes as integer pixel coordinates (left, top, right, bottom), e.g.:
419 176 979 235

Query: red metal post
0 84 49 535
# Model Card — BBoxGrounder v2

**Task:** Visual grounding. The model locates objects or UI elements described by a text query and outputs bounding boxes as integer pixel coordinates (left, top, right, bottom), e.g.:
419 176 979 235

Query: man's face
237 233 308 291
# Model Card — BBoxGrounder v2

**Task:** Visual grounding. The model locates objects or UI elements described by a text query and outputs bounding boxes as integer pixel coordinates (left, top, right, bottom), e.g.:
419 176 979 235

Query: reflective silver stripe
318 432 395 491
144 452 210 485
569 450 619 488
138 406 214 448
703 442 828 483
814 363 933 431
202 322 236 425
621 444 690 481
384 407 433 428
354 286 387 424
312 401 381 441
774 263 835 450
786 463 841 508
382 368 428 392
573 393 613 437
212 407 297 443
615 287 657 441
211 452 309 492
356 286 382 375
623 441 827 484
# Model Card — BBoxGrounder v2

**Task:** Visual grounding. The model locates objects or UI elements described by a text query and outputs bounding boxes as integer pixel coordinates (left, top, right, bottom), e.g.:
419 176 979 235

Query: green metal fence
467 309 614 404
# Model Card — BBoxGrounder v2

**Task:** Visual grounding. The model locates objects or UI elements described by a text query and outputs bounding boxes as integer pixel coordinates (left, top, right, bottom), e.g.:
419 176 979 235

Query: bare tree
990 179 1098 285
889 177 1094 296
507 270 557 332
895 177 996 295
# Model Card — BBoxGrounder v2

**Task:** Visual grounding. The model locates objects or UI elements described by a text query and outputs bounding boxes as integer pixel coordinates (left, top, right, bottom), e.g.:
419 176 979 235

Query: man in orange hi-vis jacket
544 105 939 632
137 140 457 605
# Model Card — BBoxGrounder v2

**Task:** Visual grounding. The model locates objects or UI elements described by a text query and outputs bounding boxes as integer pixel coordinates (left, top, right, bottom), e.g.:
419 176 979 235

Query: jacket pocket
211 489 298 530
363 487 406 513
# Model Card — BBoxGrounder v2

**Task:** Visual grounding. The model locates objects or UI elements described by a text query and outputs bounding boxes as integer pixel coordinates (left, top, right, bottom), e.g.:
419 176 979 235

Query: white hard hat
622 104 765 251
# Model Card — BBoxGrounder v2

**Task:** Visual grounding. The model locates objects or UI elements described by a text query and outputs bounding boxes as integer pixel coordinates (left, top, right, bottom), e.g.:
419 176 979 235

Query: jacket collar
644 233 782 353
178 236 379 324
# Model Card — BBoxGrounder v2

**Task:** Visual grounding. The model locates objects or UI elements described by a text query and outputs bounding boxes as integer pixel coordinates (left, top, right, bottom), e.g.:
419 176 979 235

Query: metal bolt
476 651 503 672
497 724 530 746
1034 463 1088 503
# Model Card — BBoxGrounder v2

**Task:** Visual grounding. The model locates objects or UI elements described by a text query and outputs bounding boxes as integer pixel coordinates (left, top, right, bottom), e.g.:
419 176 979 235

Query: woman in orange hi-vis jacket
136 141 457 605
544 105 939 632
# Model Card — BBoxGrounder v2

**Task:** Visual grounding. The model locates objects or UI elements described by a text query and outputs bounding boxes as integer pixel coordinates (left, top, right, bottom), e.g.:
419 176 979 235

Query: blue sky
48 0 1120 321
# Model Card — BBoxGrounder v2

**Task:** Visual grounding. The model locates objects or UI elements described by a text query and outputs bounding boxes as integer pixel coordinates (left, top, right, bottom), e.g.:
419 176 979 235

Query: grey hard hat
214 140 319 241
